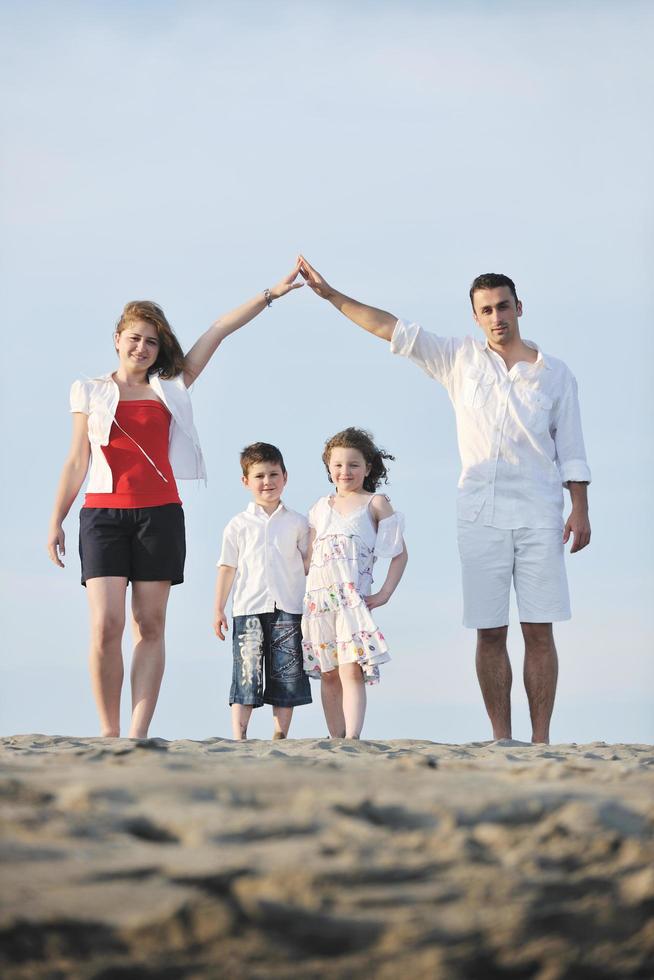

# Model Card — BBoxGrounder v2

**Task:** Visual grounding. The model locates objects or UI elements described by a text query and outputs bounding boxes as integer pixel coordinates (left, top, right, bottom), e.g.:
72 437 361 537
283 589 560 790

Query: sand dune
1 735 653 978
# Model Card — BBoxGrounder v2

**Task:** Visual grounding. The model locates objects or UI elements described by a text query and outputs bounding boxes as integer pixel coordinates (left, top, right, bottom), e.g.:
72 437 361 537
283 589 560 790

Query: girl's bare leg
231 704 254 739
86 577 128 737
339 662 366 738
129 581 170 739
320 670 346 737
272 706 292 738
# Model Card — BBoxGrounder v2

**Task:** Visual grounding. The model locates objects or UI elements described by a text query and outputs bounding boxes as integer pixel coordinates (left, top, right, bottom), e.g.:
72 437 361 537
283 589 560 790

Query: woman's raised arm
182 262 304 387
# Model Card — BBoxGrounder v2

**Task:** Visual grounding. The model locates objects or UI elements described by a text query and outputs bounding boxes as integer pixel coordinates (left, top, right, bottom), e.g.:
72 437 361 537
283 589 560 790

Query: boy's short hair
240 442 287 477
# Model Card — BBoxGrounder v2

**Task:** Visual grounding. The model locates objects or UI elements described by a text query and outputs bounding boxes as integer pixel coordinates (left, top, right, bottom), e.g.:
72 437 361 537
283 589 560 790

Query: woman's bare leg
129 581 170 739
320 670 346 737
86 577 128 737
339 662 366 738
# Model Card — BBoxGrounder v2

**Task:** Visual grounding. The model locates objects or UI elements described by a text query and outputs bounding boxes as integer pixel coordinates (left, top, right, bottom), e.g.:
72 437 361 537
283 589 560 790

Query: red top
84 400 182 509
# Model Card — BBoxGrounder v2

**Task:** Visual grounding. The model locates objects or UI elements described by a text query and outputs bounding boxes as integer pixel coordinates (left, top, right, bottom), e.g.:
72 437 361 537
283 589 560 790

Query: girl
47 266 303 739
302 427 408 739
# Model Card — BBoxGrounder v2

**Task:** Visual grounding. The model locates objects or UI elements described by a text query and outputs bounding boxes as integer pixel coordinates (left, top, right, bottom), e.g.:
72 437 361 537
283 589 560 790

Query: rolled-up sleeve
553 374 592 485
390 320 459 388
217 521 239 568
69 380 90 414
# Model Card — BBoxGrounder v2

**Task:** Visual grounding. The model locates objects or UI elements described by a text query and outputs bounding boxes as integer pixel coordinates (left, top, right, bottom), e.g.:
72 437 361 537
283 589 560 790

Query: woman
47 265 303 738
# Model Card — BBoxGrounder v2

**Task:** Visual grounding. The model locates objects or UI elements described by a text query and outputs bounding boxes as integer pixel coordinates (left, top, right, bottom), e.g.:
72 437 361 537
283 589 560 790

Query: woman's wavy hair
115 301 185 379
322 427 395 494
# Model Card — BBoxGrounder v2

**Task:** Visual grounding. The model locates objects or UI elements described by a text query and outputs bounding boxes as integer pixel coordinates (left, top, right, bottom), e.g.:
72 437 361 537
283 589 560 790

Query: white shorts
456 518 571 629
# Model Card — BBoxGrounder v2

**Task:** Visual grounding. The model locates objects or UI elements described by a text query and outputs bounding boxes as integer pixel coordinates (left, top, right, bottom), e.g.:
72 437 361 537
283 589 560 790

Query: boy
214 442 312 739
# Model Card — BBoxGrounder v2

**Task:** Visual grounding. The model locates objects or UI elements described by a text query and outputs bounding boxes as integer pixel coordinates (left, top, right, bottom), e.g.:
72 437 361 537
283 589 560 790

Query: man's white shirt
391 319 591 529
218 501 309 616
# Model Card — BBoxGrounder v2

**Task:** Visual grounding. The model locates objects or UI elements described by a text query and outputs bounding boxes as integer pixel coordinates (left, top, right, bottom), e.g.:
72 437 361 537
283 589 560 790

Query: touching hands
298 256 335 300
214 610 229 641
269 260 306 300
47 525 66 568
563 509 591 553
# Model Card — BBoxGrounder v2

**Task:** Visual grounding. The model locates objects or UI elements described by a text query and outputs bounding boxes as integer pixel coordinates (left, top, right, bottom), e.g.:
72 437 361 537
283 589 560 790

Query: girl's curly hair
322 427 395 494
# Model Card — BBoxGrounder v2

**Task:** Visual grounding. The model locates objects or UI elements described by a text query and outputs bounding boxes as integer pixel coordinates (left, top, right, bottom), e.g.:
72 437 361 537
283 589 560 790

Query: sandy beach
1 735 653 978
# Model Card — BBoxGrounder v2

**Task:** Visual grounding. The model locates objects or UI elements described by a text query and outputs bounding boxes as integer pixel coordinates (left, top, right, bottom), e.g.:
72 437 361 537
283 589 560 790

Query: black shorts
79 505 186 586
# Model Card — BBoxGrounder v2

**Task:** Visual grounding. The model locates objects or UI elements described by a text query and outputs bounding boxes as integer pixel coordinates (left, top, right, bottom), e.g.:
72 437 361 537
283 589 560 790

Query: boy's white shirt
218 500 309 616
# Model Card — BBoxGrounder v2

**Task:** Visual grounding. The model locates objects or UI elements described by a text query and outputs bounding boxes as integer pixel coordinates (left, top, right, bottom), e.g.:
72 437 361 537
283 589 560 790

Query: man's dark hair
240 442 286 477
469 273 519 310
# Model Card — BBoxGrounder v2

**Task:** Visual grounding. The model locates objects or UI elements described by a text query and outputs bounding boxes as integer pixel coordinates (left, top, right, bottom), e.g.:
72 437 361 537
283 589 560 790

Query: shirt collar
478 337 551 371
246 500 286 518
521 340 551 372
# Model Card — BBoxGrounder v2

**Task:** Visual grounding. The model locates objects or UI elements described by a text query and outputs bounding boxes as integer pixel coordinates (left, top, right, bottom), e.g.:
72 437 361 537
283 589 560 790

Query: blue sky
1 1 652 742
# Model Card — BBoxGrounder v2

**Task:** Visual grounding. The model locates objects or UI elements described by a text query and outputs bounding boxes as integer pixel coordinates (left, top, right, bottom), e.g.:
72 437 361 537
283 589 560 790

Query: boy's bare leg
339 662 366 739
86 577 128 737
476 626 512 740
320 670 346 737
521 622 558 744
231 704 254 740
272 706 292 739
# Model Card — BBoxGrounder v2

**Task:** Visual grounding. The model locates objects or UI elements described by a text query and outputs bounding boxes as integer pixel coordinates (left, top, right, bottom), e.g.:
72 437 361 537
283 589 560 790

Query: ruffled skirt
301 578 390 686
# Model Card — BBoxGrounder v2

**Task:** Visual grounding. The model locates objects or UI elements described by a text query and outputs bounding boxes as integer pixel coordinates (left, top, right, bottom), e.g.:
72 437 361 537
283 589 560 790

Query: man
298 257 591 744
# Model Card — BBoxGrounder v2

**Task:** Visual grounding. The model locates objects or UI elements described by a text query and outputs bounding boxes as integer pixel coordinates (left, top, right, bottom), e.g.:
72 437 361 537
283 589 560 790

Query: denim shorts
230 609 312 708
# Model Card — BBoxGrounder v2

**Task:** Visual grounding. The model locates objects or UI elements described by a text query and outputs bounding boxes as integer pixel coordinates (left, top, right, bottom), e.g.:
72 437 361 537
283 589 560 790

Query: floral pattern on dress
302 628 387 685
301 496 402 687
305 580 362 615
307 533 375 581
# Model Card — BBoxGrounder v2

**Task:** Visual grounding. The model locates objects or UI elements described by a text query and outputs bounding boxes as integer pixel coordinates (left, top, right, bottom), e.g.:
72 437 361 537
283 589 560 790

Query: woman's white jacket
70 373 207 494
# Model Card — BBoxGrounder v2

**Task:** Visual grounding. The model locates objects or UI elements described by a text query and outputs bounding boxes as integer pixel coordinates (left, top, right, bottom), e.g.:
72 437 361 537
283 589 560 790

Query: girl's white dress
301 495 405 685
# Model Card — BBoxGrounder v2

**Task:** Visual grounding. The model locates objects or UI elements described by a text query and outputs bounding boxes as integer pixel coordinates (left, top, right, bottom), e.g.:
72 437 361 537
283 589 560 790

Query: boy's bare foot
272 731 286 740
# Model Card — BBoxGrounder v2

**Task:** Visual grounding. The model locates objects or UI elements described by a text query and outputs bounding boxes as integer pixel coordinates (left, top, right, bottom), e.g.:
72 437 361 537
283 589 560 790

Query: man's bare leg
231 704 254 740
521 622 558 744
476 626 512 740
320 670 346 737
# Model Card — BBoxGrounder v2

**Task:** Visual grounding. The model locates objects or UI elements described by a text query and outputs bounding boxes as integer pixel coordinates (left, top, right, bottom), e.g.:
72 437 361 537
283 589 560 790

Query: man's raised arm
299 255 397 341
